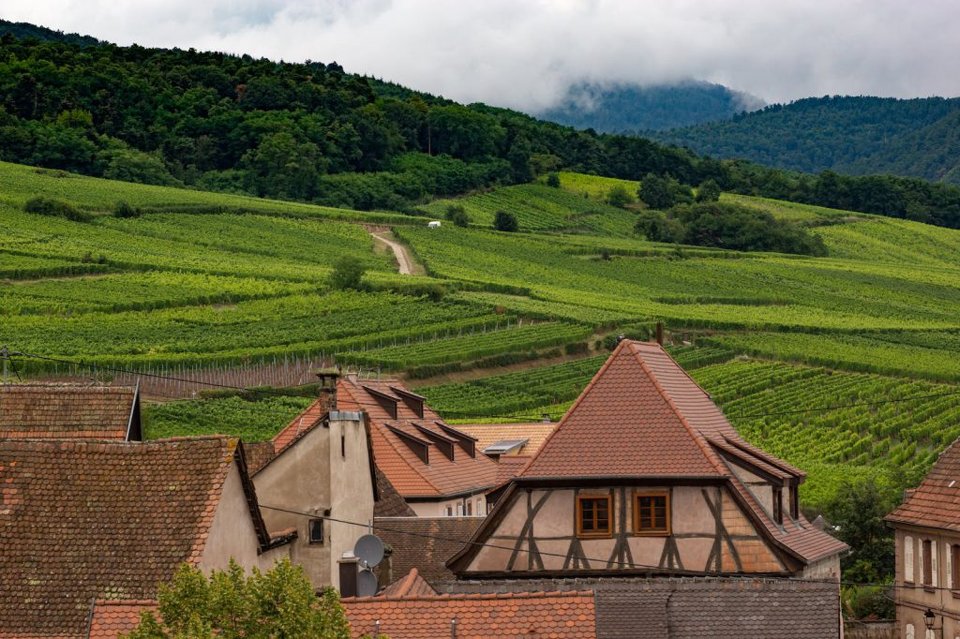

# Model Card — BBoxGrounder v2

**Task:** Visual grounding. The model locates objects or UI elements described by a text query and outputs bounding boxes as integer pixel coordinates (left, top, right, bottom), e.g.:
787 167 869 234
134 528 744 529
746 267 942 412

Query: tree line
2 31 960 228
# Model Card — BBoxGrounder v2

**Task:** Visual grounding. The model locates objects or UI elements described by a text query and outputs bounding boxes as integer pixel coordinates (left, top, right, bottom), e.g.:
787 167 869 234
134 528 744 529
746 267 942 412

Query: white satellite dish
357 568 378 597
354 533 385 568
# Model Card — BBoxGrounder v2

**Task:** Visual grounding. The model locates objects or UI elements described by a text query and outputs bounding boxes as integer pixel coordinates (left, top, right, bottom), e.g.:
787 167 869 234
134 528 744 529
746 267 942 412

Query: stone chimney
316 367 340 413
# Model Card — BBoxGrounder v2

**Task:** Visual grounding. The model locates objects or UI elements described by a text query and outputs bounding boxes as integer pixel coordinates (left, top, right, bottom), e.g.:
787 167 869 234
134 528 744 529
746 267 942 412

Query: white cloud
3 0 959 110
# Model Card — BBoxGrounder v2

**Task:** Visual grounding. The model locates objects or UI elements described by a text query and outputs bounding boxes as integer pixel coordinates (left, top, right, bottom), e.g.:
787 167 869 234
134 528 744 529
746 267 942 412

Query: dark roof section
0 383 141 440
374 516 483 585
442 577 841 639
378 568 437 598
0 436 274 639
887 437 960 531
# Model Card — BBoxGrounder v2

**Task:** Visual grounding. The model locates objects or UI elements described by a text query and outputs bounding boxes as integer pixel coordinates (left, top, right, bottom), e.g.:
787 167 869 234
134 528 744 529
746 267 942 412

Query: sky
4 0 960 112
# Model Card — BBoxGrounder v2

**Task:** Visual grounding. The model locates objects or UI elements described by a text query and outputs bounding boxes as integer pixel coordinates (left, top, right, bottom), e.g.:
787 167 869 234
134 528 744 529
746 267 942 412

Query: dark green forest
654 95 960 185
537 80 765 133
3 22 960 227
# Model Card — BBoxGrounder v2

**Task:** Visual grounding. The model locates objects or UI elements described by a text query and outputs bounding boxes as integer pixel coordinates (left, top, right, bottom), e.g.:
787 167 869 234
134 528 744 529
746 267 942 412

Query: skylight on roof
483 439 529 454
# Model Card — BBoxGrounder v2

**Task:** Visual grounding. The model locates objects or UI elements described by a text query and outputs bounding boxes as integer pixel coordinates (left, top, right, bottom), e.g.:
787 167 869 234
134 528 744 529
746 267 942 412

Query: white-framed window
905 535 915 583
477 499 483 515
456 502 463 516
905 622 914 639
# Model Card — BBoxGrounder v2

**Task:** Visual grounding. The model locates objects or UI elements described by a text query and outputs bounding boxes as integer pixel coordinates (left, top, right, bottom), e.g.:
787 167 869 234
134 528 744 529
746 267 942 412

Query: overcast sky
4 0 960 111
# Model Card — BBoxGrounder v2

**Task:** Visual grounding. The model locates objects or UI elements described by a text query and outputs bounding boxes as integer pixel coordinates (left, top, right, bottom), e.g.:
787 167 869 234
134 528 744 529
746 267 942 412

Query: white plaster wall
200 463 268 572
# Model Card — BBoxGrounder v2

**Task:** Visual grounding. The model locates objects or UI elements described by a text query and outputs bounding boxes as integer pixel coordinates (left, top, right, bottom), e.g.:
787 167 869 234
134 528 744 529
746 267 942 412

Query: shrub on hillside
113 200 143 218
328 255 366 290
24 196 90 222
444 204 470 227
635 201 827 256
493 210 518 232
606 185 634 208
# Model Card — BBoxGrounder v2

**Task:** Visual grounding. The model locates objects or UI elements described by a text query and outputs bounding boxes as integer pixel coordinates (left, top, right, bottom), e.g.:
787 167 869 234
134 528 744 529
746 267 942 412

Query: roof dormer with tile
448 340 847 578
283 377 499 518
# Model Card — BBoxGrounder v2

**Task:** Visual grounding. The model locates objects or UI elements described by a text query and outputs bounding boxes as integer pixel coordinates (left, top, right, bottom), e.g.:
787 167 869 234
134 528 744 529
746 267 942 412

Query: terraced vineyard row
690 360 960 509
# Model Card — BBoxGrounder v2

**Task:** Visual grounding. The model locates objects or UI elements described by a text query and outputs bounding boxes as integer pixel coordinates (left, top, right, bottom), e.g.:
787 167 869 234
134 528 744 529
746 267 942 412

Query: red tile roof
342 590 596 639
0 437 266 639
379 568 438 598
300 378 500 499
460 341 845 568
87 600 157 639
887 437 960 531
455 422 557 457
0 383 139 440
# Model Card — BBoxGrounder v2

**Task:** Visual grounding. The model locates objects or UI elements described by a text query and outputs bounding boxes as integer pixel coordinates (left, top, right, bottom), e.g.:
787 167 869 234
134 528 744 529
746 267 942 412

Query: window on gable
633 491 670 535
308 518 324 545
577 495 612 538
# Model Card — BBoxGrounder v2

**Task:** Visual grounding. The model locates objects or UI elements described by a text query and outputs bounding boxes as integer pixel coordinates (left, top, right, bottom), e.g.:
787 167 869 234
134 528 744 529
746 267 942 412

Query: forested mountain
653 96 960 185
0 32 715 211
2 25 960 227
536 80 765 133
0 18 101 46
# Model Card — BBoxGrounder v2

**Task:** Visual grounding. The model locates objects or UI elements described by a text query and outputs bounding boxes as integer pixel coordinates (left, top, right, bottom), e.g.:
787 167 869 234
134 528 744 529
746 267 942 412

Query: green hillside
654 95 960 185
4 162 960 515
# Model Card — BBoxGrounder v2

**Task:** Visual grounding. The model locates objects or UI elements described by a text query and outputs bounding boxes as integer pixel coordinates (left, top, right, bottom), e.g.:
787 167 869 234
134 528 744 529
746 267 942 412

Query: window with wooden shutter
905 535 914 583
633 491 671 535
577 495 612 538
923 539 933 587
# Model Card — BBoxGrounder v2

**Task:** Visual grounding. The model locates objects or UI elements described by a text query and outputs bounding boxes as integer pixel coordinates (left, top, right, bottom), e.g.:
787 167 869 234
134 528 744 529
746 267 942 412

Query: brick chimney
316 367 340 413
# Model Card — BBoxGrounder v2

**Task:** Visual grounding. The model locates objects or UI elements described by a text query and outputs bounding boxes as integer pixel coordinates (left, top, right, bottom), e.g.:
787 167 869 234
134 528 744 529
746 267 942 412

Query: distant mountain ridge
652 95 960 185
535 80 765 133
0 18 101 46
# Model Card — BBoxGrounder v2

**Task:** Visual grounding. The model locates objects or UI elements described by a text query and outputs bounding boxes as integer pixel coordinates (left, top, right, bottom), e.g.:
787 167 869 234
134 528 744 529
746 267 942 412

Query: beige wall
253 414 375 591
803 554 841 580
728 464 775 515
466 484 788 574
200 462 292 572
895 527 960 639
409 493 487 518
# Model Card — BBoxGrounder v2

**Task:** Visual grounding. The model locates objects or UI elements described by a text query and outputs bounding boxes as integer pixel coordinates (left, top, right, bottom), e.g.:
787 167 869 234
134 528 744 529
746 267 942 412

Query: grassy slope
6 162 960 509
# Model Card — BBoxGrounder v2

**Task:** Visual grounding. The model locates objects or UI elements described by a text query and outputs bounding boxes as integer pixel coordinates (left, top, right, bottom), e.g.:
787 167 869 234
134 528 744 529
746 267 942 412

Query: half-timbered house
447 340 847 578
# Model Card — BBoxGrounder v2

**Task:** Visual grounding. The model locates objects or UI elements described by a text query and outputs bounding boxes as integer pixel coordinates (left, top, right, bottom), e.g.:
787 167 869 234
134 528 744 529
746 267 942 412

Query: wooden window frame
576 495 613 539
308 518 325 545
633 491 671 536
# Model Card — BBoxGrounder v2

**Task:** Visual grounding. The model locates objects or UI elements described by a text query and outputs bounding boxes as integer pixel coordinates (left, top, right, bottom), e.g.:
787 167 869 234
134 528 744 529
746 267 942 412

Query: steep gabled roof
887 437 960 531
520 341 734 479
379 568 438 598
336 378 499 499
374 516 484 584
342 590 596 639
0 437 272 639
452 341 845 570
0 383 140 440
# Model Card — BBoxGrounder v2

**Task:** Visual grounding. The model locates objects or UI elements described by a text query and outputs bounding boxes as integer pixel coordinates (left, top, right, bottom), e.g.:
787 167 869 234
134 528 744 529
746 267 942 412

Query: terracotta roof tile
374 467 417 518
0 437 240 638
285 379 499 500
343 590 596 639
0 384 138 440
374 516 483 584
379 568 438 598
887 437 960 531
87 600 157 639
455 422 557 457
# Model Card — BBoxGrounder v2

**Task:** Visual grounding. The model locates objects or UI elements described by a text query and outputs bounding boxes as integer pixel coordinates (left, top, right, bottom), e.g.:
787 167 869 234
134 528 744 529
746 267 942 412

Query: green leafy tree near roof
329 255 366 291
123 559 378 639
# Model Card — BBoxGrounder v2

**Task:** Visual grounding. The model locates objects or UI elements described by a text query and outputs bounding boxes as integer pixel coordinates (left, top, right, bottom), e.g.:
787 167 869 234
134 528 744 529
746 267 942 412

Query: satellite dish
354 533 385 568
357 569 378 597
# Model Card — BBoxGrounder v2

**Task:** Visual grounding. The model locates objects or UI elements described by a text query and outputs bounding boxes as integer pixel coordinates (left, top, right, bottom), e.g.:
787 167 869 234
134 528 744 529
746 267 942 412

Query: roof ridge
347 589 595 602
629 343 727 476
519 339 633 478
